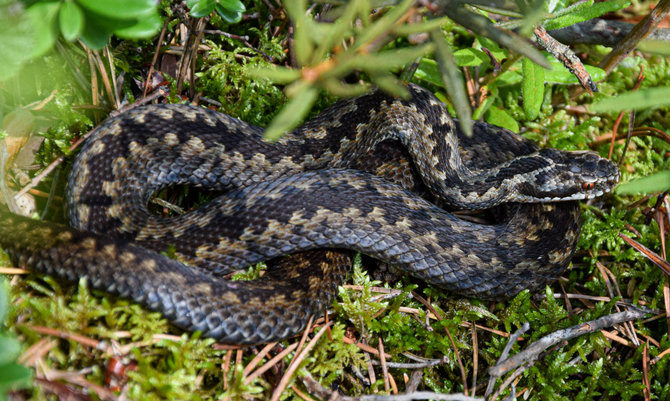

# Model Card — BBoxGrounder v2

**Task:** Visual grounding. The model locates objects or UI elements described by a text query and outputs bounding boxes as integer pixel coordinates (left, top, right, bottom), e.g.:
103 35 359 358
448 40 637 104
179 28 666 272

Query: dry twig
488 309 649 378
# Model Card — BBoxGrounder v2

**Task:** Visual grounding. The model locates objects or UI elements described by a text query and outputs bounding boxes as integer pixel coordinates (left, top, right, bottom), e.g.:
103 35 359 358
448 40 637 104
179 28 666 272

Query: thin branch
270 321 333 401
489 308 649 378
485 322 528 398
599 0 670 74
371 355 449 369
534 25 597 93
548 18 670 47
301 372 484 401
619 233 670 275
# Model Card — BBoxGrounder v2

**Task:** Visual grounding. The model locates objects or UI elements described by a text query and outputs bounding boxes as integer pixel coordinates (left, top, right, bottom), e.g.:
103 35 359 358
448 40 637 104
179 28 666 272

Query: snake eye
581 182 595 191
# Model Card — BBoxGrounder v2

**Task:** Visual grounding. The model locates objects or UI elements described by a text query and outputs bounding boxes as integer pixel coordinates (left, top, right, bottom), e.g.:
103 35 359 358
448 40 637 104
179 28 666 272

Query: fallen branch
548 18 670 47
489 308 649 378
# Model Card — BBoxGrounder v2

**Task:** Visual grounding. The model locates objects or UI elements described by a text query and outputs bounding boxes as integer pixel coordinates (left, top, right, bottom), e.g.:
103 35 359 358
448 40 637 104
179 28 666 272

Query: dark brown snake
0 84 619 344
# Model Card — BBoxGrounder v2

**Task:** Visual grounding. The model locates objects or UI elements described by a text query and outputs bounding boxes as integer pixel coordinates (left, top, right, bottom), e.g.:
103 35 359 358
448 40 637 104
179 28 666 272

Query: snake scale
0 84 619 344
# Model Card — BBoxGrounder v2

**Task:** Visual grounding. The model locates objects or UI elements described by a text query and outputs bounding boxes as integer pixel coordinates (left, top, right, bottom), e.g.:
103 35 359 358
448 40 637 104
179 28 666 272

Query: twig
0 267 28 274
470 322 478 394
590 127 670 147
243 342 278 377
534 25 597 93
13 126 95 201
104 47 120 109
405 370 423 393
143 21 169 98
244 342 299 385
488 308 649 378
222 350 232 390
112 89 166 116
643 340 651 401
488 364 530 401
203 29 250 41
379 338 390 392
301 371 484 401
355 392 483 400
548 18 670 47
270 321 333 401
599 0 670 74
485 322 529 398
92 49 116 108
342 336 392 359
371 355 449 369
619 233 670 275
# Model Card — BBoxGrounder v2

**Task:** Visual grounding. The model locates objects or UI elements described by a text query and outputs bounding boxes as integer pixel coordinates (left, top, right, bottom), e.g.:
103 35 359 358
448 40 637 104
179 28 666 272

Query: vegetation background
0 0 669 400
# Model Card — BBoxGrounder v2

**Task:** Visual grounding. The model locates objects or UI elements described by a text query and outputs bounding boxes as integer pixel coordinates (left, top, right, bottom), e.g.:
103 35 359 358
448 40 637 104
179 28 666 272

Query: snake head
517 149 620 202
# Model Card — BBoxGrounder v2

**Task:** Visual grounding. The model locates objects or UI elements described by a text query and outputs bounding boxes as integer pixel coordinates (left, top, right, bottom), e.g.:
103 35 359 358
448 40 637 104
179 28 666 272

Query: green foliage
579 207 631 256
0 279 32 399
616 170 670 194
250 0 436 139
125 335 223 400
0 0 161 81
187 0 245 23
335 256 389 334
307 324 366 387
1 1 669 399
197 29 286 127
542 0 630 30
592 85 670 112
522 58 545 120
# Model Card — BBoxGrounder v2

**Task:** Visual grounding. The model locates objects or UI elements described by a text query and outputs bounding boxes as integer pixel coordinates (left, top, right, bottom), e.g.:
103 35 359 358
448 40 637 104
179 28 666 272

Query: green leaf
59 1 84 41
77 0 157 19
544 0 630 31
347 44 434 72
370 74 409 97
79 10 112 49
218 0 245 13
312 0 359 63
0 2 34 80
454 48 489 67
544 58 605 84
522 58 545 120
353 0 414 51
442 4 551 69
473 84 498 120
591 86 670 112
247 65 301 84
26 1 60 57
638 39 670 56
113 11 161 38
430 29 472 137
615 171 670 194
414 58 443 87
494 70 522 86
485 106 519 133
188 0 215 17
0 336 20 365
0 279 7 325
284 0 312 66
0 362 32 393
264 83 318 141
392 16 450 35
215 4 242 23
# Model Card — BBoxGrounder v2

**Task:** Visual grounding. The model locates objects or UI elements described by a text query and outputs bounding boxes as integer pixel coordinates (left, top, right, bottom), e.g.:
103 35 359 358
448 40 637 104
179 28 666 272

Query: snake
0 84 619 344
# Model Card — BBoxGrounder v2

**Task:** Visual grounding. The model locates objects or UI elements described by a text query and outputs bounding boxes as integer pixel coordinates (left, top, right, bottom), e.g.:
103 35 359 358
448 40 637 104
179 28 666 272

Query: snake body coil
0 85 619 344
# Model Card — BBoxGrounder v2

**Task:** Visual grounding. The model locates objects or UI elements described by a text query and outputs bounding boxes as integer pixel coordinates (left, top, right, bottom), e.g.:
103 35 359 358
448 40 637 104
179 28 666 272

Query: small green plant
0 0 161 80
0 279 32 400
187 0 245 23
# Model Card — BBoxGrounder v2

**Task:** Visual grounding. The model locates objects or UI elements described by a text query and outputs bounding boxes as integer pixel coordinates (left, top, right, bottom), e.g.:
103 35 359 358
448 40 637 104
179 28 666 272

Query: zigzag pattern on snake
0 84 619 344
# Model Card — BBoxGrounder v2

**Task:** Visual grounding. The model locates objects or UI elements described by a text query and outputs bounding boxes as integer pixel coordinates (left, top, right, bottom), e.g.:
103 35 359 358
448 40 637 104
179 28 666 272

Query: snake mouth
535 182 617 202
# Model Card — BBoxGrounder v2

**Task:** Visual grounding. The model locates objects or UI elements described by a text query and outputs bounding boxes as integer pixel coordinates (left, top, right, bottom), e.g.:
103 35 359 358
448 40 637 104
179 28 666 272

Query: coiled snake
0 84 619 344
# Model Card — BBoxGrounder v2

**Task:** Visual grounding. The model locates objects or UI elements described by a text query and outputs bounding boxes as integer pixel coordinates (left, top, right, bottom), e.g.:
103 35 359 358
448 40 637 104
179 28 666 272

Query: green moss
1 2 669 400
